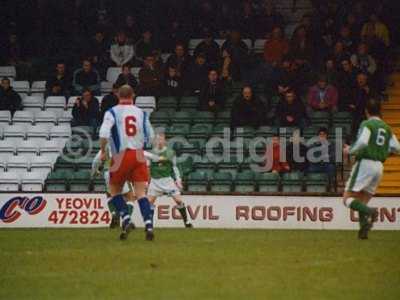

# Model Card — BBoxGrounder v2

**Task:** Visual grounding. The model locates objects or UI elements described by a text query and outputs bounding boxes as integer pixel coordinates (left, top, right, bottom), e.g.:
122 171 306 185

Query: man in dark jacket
46 62 72 98
72 59 101 95
199 69 225 112
100 84 119 121
185 53 209 94
163 65 183 98
221 30 249 81
71 89 99 132
231 86 267 129
138 55 163 96
166 43 192 80
276 90 307 128
85 30 110 79
0 77 22 116
115 64 138 88
194 31 221 68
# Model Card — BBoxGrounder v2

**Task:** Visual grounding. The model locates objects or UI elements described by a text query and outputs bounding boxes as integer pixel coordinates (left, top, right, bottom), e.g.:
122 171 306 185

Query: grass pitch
0 228 399 300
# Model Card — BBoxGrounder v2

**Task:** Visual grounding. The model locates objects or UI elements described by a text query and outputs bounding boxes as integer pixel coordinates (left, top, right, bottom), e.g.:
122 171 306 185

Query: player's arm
144 112 155 145
389 133 400 155
99 111 115 160
172 154 183 189
349 126 371 155
144 151 163 162
91 151 103 178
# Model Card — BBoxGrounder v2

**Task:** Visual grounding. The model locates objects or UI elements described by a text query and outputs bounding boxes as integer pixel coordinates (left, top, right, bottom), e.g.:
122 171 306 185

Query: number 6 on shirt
125 116 137 136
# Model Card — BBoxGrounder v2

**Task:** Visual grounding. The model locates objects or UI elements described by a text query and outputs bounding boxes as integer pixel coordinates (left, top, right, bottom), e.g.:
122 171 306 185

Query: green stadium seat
310 111 331 126
193 155 216 175
45 170 71 191
186 170 208 192
225 97 236 109
193 111 215 124
216 111 231 125
189 124 213 139
217 155 242 177
150 111 170 125
256 172 280 192
180 96 198 110
279 127 300 139
282 172 303 192
180 138 206 154
210 172 232 192
55 156 76 171
332 111 352 123
234 126 255 138
305 173 328 193
92 177 106 192
177 156 194 177
166 124 190 138
255 126 276 138
234 171 256 192
212 124 230 137
69 170 91 192
158 97 178 110
303 126 320 140
172 111 192 125
271 95 280 106
72 126 94 137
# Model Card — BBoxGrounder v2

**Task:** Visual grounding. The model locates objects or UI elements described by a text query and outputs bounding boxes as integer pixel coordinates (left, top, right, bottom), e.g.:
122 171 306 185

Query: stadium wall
0 194 399 230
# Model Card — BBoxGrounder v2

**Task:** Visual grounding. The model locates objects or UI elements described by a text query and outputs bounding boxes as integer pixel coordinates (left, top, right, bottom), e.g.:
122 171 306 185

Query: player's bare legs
135 181 155 241
343 191 378 239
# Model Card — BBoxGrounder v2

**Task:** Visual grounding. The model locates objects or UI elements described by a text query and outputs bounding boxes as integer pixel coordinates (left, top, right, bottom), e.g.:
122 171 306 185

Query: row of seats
186 171 329 193
0 110 72 125
0 171 49 192
17 95 156 112
42 169 329 193
0 124 71 141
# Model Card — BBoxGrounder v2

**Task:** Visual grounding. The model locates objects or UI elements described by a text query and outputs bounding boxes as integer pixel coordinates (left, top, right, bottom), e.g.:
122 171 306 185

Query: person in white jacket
110 32 134 67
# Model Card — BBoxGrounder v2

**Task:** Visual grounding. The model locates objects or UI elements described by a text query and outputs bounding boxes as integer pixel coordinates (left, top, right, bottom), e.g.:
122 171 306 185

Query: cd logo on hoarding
0 196 47 223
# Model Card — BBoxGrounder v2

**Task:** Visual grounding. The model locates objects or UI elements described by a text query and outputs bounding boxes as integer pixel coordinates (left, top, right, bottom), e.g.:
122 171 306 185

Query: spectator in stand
361 13 390 47
350 43 377 76
337 25 356 52
344 13 362 42
110 31 134 67
220 48 233 83
337 58 358 111
100 84 119 121
199 69 225 112
237 1 257 40
324 57 339 85
320 17 336 56
166 43 192 80
308 74 338 112
115 64 138 89
135 29 158 64
361 22 387 64
163 65 183 98
263 26 289 66
162 20 188 53
230 86 267 129
221 30 249 81
307 127 336 183
4 33 22 66
289 26 314 63
186 53 209 94
124 15 141 44
85 30 110 79
256 1 284 38
194 30 221 68
71 88 99 132
72 59 101 95
46 62 71 98
268 57 302 97
287 130 308 172
138 55 163 96
276 90 307 128
331 41 350 64
0 77 22 116
349 72 375 136
263 133 290 173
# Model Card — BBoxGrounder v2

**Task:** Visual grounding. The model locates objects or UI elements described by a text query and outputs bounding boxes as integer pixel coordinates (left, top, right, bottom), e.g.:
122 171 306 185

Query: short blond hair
118 84 134 99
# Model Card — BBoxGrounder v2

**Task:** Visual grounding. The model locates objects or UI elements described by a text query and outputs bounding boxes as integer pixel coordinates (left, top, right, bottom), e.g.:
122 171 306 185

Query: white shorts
104 171 132 195
345 159 383 195
148 177 181 197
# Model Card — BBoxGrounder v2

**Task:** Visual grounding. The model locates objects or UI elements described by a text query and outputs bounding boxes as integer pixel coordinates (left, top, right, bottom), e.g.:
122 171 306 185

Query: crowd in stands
0 0 396 187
